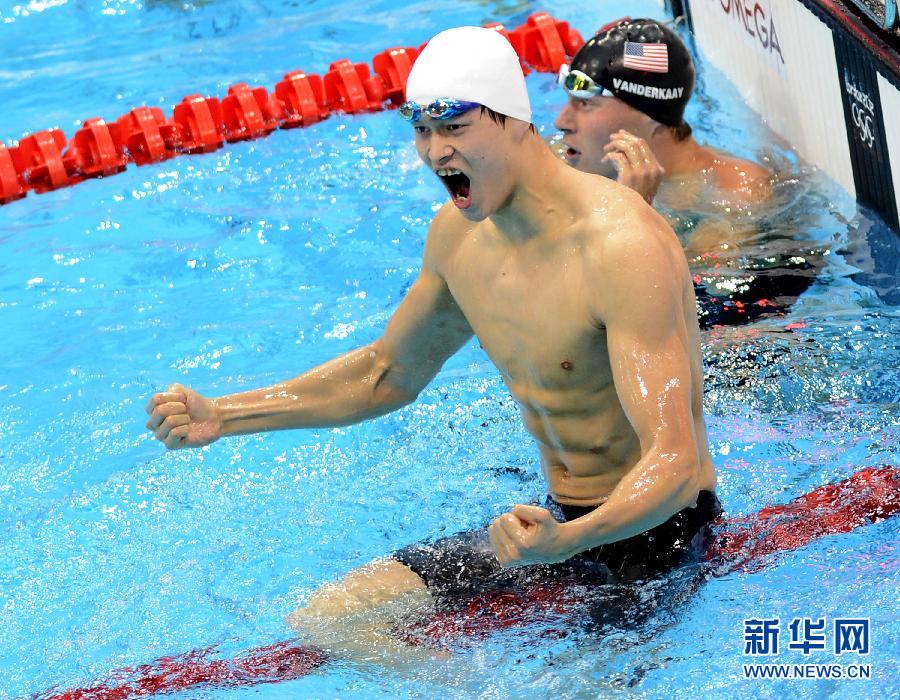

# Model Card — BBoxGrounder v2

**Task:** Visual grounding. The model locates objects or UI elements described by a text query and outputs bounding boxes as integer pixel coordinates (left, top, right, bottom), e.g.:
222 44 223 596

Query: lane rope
0 12 583 206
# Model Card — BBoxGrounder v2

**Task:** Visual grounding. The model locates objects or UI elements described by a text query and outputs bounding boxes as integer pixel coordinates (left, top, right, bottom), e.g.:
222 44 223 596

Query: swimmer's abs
540 451 637 505
521 405 642 505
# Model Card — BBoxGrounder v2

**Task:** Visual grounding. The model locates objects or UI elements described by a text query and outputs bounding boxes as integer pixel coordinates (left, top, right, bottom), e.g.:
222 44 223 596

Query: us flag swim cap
570 19 694 127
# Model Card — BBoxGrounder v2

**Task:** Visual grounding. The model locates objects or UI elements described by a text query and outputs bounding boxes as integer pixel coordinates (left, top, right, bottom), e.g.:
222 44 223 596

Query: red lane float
18 129 79 193
0 143 27 204
706 464 900 572
43 642 326 700
172 95 225 154
70 118 129 179
115 107 177 166
222 83 281 142
0 12 586 206
514 12 584 73
323 59 385 113
275 71 329 128
373 47 420 106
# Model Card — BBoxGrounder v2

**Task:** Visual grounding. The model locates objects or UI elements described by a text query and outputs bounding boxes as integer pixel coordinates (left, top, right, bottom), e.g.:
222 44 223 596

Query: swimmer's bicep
598 326 703 529
596 224 697 447
605 320 697 449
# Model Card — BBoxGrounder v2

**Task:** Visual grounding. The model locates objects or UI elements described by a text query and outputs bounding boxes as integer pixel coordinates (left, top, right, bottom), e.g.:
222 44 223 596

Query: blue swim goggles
399 98 480 122
557 64 609 99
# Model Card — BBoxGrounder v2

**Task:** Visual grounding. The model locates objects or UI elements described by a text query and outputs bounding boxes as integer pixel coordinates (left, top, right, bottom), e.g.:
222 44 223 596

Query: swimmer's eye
412 122 467 135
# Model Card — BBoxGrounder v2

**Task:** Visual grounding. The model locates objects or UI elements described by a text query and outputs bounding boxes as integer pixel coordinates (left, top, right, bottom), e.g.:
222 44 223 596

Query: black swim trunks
694 254 819 328
393 491 722 597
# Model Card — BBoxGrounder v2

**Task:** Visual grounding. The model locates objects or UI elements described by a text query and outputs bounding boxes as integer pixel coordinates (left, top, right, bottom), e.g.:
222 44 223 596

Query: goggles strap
399 99 480 121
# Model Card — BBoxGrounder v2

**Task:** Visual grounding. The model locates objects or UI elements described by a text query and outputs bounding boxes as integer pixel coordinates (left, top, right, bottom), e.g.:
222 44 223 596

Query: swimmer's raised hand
603 130 665 205
145 383 222 449
488 504 577 568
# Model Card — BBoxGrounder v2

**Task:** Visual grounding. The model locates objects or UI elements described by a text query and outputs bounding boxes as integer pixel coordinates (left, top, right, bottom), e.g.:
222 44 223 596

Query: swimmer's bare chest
443 231 641 504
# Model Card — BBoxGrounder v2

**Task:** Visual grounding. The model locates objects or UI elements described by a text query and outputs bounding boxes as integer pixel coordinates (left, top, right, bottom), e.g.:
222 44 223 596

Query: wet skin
147 109 715 568
424 171 716 513
554 94 771 208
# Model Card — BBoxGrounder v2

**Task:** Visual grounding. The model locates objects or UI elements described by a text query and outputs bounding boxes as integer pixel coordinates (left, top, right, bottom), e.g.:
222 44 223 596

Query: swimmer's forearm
213 343 414 435
562 452 700 551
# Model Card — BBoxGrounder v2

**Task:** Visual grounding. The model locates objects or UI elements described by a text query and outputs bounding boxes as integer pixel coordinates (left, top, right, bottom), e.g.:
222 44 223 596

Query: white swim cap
406 26 532 123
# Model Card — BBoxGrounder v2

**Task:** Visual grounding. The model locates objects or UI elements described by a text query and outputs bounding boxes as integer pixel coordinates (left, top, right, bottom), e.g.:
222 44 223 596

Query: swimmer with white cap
146 26 717 662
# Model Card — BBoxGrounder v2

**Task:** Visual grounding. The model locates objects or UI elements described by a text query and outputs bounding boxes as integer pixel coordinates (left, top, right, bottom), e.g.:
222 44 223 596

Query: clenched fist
488 505 577 567
145 383 222 450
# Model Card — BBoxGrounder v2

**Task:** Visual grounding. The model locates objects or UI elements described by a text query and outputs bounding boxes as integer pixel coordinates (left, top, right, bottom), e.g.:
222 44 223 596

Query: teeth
436 168 463 177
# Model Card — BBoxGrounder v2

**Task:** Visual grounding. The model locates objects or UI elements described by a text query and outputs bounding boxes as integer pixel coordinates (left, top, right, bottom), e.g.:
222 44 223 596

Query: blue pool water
1 0 898 698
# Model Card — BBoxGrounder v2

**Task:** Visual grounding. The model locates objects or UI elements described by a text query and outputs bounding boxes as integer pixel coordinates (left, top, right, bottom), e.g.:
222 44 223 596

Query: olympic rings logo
850 101 876 149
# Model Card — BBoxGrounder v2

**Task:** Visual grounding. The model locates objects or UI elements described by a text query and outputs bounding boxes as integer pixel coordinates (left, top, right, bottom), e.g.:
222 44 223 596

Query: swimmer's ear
512 504 554 525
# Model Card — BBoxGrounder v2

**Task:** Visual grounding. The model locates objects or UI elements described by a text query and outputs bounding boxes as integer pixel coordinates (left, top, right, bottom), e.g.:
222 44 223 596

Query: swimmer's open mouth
437 168 472 208
564 146 580 161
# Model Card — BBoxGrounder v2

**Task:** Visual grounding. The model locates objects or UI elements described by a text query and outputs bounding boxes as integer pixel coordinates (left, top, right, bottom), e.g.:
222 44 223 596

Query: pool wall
679 0 900 230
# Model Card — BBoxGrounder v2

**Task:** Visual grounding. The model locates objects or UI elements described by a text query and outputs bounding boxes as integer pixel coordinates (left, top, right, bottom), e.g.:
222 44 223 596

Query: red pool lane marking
45 466 899 698
706 465 900 573
400 580 579 648
44 642 326 699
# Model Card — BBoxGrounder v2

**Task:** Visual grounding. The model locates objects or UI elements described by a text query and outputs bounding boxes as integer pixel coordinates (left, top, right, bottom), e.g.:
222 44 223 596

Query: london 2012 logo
844 70 877 149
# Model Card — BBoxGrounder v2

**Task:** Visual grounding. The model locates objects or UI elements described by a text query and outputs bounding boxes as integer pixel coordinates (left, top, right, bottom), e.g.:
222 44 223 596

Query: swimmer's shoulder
576 174 684 274
707 149 773 203
574 169 673 239
566 167 641 230
578 197 691 325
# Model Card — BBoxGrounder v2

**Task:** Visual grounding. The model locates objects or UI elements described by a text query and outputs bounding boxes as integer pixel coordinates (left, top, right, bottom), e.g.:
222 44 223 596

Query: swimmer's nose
429 138 454 167
554 102 575 133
